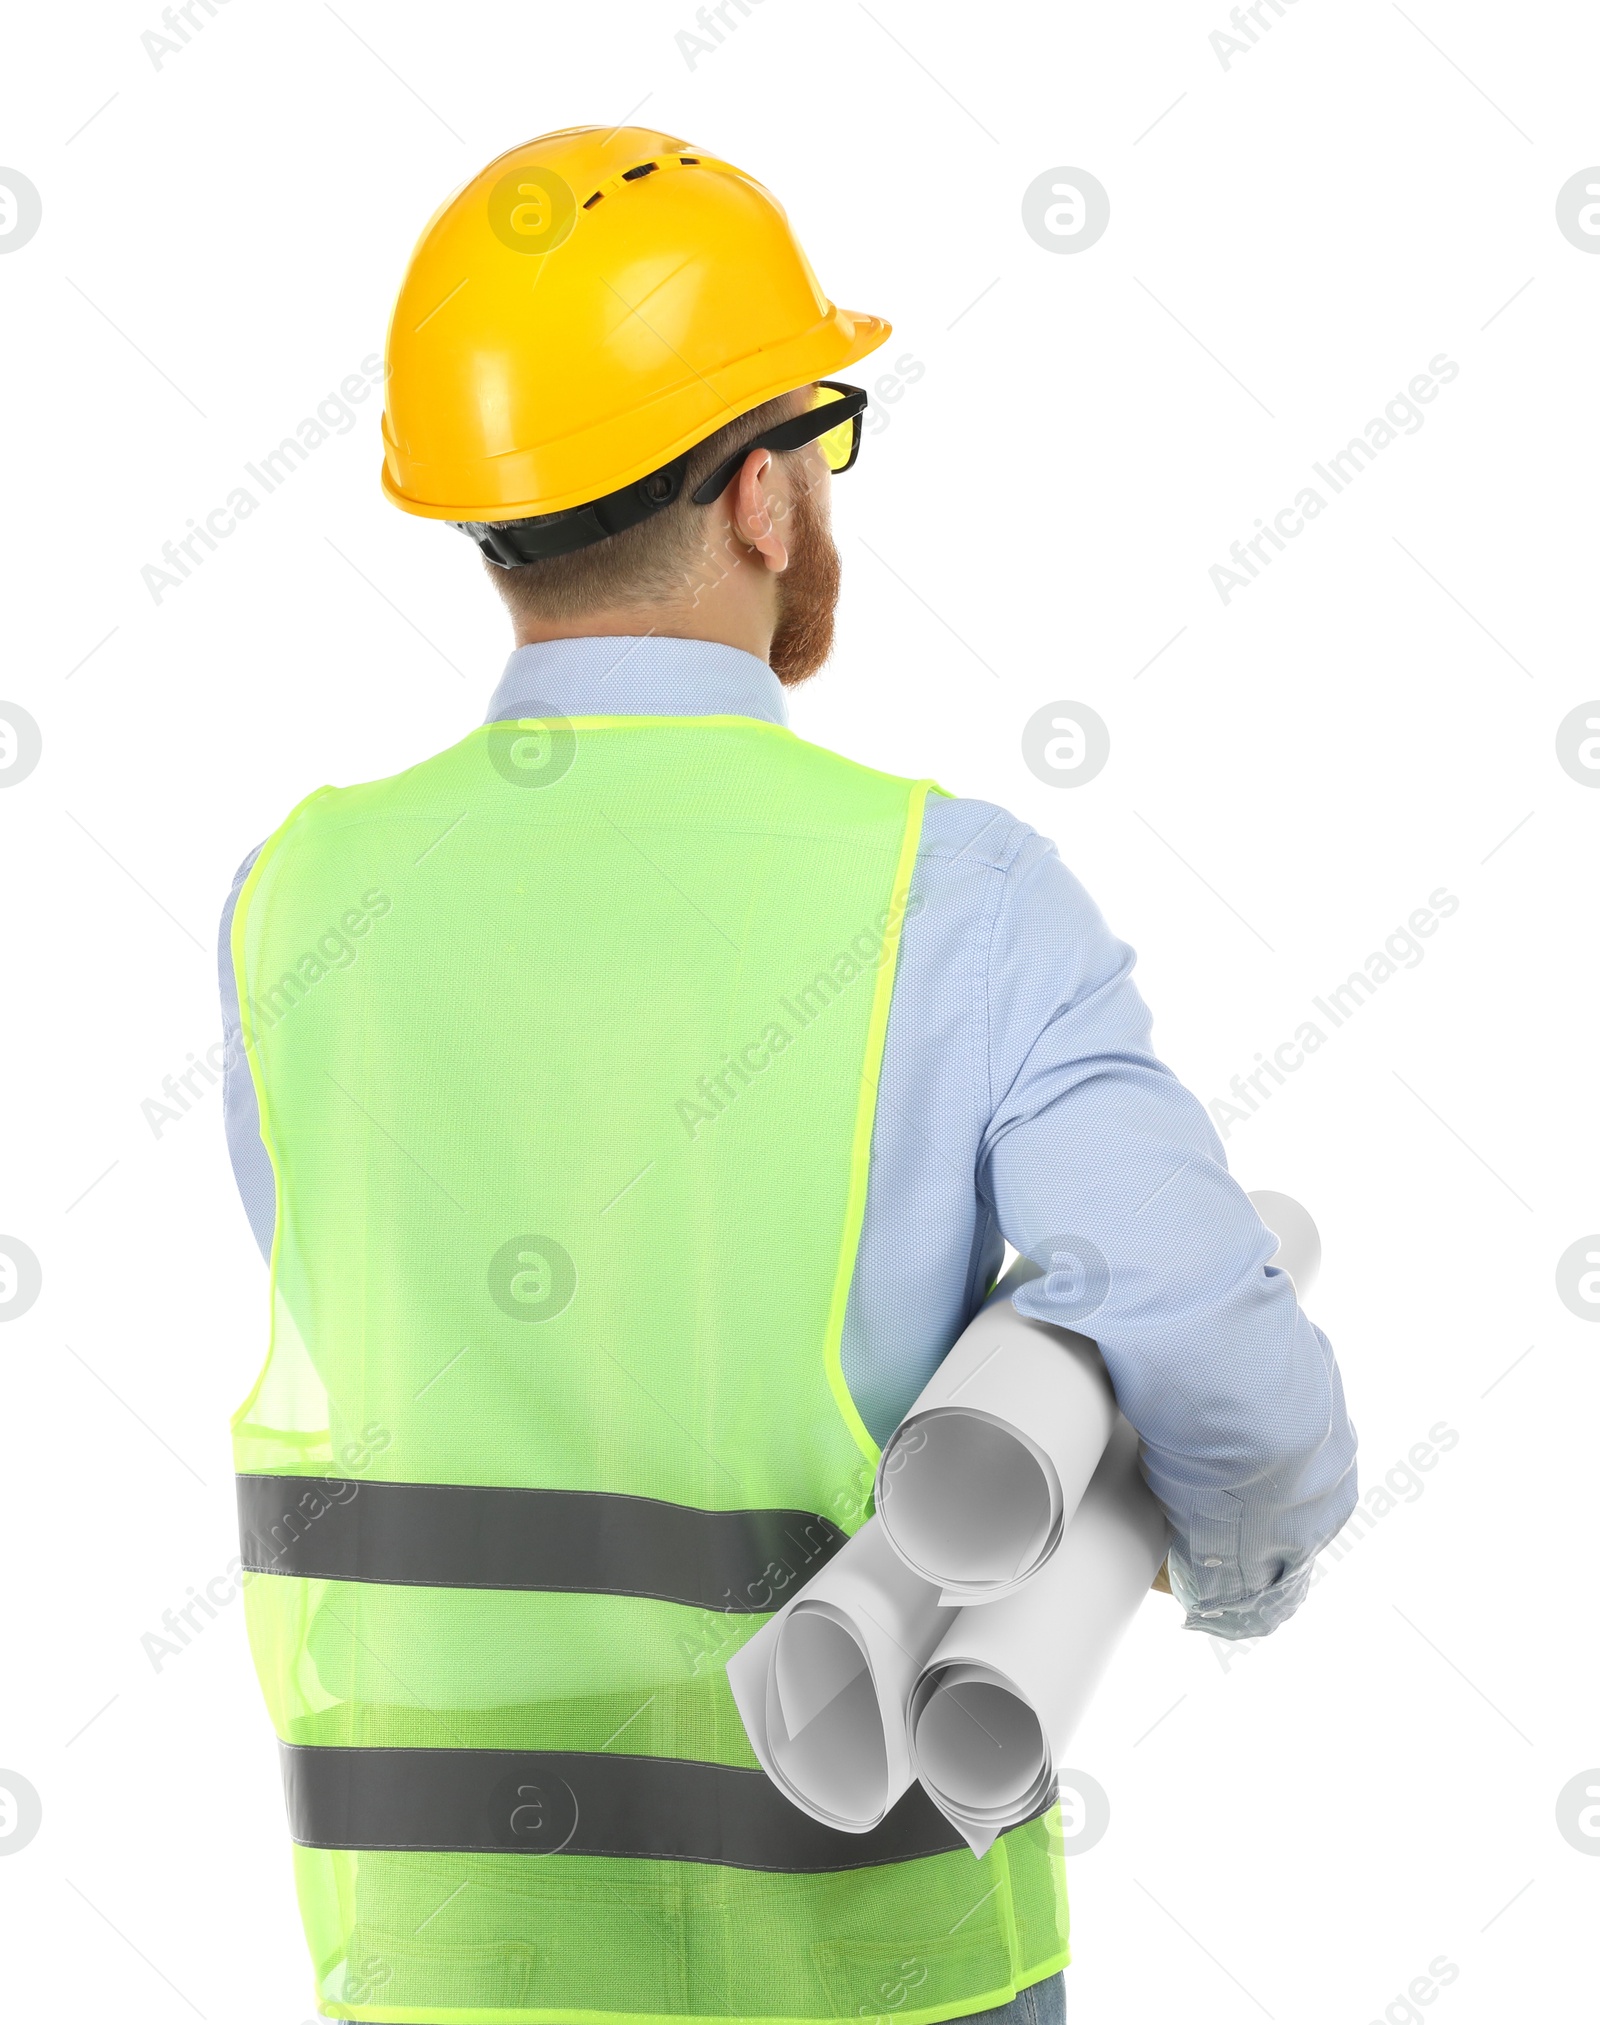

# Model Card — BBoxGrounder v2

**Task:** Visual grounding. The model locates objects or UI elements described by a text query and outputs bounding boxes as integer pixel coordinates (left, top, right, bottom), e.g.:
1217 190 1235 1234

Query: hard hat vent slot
582 155 707 214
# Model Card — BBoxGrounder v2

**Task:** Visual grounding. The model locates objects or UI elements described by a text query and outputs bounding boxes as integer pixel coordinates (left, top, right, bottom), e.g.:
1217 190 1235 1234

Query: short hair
486 387 805 625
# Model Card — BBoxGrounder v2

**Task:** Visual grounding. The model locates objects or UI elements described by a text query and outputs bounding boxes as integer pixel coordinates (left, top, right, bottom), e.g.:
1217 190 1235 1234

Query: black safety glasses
690 381 867 505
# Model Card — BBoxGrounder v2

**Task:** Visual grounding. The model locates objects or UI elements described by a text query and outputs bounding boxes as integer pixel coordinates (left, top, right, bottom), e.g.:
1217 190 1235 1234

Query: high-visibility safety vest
229 712 1069 2025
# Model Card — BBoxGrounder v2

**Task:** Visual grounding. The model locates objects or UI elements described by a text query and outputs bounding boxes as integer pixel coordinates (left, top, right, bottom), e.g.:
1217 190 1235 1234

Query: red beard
768 473 842 686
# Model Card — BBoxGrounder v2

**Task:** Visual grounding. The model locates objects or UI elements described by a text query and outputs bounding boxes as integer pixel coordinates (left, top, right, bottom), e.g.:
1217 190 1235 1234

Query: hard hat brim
382 305 891 525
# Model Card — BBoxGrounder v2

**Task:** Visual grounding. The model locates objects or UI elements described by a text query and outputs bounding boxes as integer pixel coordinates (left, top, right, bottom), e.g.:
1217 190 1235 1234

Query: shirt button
1204 1557 1223 1567
1200 1610 1223 1618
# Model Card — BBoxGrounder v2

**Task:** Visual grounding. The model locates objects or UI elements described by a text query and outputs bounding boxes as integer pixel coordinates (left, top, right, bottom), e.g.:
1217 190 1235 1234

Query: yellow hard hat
381 127 891 534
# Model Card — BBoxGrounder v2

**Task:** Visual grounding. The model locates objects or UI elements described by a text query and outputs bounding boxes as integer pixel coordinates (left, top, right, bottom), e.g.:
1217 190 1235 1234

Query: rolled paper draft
908 1415 1170 1856
1248 1188 1322 1298
875 1265 1118 1604
725 1515 957 1833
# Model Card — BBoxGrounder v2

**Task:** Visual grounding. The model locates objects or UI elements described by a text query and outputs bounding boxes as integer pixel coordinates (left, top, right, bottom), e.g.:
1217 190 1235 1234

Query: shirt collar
484 636 789 728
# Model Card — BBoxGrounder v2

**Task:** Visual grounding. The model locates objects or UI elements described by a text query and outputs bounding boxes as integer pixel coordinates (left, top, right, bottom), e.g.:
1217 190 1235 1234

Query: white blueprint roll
874 1266 1118 1603
907 1416 1171 1856
1248 1188 1322 1298
725 1516 956 1833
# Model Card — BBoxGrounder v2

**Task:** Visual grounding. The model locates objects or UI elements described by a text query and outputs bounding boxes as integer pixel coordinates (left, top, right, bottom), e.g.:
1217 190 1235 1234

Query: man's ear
729 447 789 572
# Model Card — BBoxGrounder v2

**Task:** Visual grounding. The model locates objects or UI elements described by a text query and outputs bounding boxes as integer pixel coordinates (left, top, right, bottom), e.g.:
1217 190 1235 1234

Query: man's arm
977 829 1357 1640
218 845 275 1262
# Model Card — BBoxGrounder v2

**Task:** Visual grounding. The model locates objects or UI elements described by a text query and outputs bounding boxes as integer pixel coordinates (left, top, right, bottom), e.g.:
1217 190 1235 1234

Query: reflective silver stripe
237 1474 848 1611
279 1741 1053 1871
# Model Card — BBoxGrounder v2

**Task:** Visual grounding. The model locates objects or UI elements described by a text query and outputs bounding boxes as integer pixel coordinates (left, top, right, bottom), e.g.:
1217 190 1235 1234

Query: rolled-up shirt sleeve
977 829 1358 1639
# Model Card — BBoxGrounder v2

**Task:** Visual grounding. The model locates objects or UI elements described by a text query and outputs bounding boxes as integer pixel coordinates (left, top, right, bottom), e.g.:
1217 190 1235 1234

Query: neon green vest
230 712 1068 2025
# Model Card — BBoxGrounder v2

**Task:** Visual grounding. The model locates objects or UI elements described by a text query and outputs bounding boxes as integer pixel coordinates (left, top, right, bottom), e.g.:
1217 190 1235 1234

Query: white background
2 1 1597 2019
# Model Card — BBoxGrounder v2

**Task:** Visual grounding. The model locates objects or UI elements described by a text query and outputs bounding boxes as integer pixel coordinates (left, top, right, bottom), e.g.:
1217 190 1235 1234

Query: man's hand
1151 1558 1172 1595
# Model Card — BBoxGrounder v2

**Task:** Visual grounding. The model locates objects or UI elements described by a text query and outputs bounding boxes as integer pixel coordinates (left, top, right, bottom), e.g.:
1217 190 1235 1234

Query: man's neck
513 601 772 663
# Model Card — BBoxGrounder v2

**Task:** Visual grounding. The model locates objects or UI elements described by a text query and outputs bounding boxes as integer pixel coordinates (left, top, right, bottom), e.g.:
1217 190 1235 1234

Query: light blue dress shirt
219 635 1357 1639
